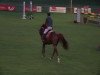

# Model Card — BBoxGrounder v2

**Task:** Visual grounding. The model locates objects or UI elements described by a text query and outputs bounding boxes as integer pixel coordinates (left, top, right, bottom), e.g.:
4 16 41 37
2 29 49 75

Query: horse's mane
39 24 47 37
41 24 47 29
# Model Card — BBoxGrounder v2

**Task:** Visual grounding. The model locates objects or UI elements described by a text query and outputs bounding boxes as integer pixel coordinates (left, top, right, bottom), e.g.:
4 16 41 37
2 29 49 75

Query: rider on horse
42 13 53 41
39 14 68 63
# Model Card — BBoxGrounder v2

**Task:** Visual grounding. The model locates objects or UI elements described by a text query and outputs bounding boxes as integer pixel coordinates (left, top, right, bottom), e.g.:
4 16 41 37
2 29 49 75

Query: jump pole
22 1 26 19
30 1 32 12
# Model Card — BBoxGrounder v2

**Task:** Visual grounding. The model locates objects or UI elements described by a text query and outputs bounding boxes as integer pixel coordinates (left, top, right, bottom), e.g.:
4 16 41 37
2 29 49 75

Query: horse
39 24 68 63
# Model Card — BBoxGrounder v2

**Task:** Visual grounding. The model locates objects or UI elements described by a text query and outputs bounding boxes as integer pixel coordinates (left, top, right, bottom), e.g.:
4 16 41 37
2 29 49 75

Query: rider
43 12 53 41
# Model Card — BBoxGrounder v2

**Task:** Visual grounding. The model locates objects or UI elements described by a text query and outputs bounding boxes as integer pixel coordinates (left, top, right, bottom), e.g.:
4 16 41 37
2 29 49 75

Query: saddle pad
46 30 53 38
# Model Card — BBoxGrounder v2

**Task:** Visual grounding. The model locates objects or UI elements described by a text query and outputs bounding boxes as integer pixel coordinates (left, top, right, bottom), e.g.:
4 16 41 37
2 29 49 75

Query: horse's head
39 24 47 37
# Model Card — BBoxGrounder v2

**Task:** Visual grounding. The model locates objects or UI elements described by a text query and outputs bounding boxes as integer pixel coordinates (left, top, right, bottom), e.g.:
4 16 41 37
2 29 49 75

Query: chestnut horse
39 24 68 63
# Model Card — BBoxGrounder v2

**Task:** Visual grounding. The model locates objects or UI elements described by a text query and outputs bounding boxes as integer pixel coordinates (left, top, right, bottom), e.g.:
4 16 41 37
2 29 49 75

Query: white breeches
44 27 52 34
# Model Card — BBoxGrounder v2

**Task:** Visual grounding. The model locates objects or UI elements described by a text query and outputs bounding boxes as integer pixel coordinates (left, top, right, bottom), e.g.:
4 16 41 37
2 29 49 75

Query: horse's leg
42 43 45 57
54 46 60 63
52 45 60 63
51 46 56 59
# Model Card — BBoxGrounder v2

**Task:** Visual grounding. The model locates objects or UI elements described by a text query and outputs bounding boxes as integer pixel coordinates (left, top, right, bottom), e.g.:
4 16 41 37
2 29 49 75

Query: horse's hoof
58 60 60 63
49 57 52 60
49 57 53 60
42 55 45 58
58 58 60 63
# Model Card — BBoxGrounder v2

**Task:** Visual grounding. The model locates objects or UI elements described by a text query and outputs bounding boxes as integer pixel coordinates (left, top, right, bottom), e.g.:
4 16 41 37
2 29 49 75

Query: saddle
46 30 53 38
42 30 53 41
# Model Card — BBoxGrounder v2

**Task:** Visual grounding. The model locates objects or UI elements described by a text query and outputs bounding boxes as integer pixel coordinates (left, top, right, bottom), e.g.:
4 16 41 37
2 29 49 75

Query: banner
74 7 91 14
25 5 42 12
49 6 66 13
36 6 42 12
0 4 16 11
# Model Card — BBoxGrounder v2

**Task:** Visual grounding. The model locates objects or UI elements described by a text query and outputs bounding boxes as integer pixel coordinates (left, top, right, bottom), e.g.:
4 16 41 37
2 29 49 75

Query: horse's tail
58 33 68 50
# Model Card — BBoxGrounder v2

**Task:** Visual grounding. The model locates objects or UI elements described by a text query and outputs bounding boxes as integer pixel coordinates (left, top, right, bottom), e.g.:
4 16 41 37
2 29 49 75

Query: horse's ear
43 24 45 26
41 24 44 27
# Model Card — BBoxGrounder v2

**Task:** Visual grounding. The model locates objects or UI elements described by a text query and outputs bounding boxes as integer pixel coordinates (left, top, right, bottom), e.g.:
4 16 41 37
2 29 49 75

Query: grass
0 11 100 75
